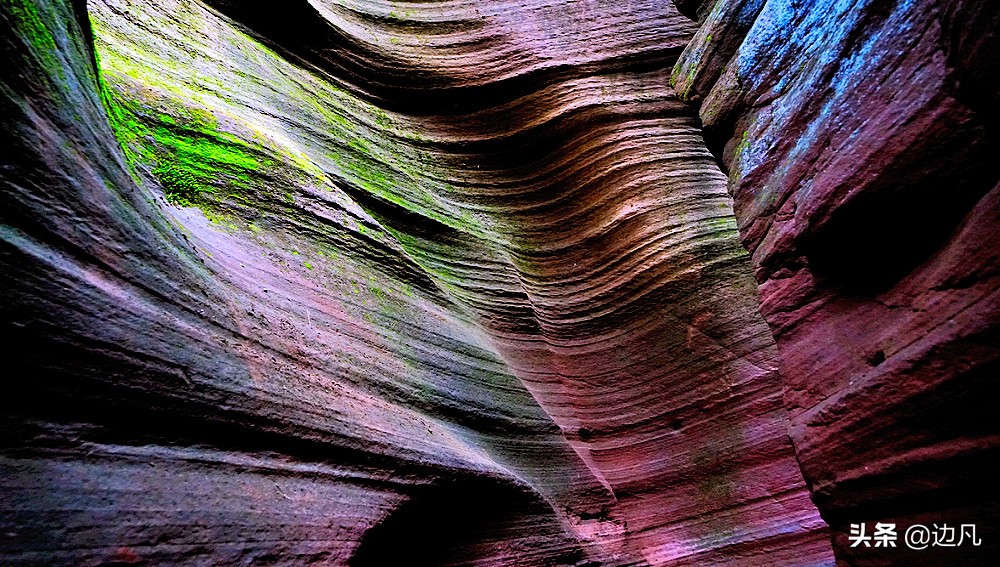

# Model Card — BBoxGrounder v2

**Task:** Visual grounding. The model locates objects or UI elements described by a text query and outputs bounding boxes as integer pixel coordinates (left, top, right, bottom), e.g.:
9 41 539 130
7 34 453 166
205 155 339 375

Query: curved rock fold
2 0 995 565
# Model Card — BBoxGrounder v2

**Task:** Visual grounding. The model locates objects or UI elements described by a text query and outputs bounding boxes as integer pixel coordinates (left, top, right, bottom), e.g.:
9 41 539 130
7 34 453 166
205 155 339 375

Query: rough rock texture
1 0 993 566
0 0 835 564
672 0 1000 564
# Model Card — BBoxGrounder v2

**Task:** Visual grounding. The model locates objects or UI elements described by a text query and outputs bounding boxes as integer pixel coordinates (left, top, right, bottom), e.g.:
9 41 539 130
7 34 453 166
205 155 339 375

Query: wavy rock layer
9 0 990 566
672 0 999 564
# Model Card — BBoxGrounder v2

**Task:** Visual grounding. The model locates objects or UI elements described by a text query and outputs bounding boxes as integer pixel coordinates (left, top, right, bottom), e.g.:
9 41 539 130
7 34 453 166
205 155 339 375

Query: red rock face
2 0 993 565
673 0 999 564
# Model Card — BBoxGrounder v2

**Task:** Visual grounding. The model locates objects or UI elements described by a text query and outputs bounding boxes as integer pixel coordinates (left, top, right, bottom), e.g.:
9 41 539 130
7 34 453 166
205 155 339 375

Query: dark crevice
350 479 586 567
671 0 715 24
202 0 684 116
801 132 997 295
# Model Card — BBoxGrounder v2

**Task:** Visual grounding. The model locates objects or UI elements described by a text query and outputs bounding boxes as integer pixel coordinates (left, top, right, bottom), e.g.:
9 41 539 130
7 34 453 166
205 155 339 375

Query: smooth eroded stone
0 0 876 564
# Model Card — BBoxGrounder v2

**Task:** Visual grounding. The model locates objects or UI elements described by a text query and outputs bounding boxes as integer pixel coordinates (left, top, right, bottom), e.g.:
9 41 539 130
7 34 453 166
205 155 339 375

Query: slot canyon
1 0 997 565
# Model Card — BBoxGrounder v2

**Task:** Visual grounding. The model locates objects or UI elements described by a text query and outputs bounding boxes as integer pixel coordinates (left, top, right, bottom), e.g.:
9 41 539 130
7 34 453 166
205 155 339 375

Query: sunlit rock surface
673 0 999 564
1 0 994 565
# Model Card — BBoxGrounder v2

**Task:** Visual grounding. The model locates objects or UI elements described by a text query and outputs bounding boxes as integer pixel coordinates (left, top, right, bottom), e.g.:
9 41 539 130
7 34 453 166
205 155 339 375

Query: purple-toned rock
20 0 998 564
672 0 999 563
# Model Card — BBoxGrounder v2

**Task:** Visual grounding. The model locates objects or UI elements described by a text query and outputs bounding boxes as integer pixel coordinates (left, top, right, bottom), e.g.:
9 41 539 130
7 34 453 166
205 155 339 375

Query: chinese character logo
849 524 872 547
852 522 980 551
873 523 897 547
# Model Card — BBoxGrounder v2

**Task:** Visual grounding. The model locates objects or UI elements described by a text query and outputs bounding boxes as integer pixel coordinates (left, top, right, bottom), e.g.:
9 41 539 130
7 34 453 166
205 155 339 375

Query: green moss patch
6 0 64 80
150 123 259 206
98 77 261 208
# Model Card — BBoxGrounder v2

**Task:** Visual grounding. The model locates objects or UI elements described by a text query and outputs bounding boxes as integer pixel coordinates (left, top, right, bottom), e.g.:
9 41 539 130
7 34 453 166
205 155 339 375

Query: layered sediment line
671 0 999 563
9 0 994 565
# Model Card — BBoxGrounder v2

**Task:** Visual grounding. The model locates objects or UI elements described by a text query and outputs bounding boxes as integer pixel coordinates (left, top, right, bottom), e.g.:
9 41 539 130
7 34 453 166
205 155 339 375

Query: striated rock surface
0 0 834 564
2 0 994 565
672 0 999 564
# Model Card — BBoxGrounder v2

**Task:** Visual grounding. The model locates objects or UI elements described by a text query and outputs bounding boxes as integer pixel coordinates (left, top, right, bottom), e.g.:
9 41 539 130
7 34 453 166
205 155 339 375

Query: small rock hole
867 350 886 367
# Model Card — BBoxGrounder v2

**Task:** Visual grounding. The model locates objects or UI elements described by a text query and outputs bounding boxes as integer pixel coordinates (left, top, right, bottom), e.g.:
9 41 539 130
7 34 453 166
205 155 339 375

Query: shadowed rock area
674 0 1000 564
0 0 995 565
